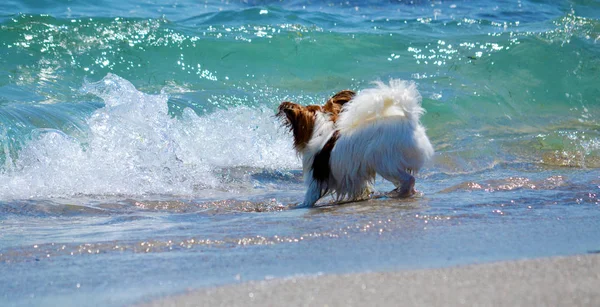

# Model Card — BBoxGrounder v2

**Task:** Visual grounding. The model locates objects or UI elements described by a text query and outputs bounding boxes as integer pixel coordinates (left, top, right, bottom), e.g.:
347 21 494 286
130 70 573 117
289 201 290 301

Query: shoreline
141 254 600 307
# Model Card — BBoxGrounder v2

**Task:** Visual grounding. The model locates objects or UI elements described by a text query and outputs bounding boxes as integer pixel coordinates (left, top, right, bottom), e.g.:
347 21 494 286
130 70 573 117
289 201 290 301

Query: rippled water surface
1 0 599 306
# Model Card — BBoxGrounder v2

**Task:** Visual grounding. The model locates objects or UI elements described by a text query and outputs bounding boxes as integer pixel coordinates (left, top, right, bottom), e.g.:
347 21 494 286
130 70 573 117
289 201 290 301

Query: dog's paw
386 187 416 198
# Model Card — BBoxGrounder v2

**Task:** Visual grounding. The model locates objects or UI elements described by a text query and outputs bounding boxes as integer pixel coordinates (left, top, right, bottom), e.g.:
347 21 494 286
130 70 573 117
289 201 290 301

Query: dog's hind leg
376 167 416 198
392 170 416 198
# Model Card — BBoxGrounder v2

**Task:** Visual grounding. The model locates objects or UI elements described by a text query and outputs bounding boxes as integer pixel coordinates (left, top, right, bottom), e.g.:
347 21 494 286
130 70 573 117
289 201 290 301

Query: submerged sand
142 254 600 307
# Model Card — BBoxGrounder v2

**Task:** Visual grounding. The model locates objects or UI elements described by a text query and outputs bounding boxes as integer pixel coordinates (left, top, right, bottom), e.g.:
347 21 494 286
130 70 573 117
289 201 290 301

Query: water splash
0 74 298 200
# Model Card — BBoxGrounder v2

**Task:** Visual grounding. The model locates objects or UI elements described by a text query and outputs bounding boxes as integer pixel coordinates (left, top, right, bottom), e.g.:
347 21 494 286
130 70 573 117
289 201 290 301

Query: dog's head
277 90 355 152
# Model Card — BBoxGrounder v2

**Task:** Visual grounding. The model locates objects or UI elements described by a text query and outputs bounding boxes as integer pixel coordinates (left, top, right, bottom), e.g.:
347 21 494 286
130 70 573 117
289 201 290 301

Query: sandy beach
142 254 600 307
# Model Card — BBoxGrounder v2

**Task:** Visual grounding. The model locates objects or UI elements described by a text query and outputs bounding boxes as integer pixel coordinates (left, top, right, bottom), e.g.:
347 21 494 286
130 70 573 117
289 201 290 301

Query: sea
0 0 599 306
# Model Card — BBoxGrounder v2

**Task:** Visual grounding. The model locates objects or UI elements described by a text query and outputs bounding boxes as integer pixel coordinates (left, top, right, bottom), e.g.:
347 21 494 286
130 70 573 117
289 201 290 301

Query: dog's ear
330 90 356 105
276 101 300 124
277 101 319 152
324 90 355 121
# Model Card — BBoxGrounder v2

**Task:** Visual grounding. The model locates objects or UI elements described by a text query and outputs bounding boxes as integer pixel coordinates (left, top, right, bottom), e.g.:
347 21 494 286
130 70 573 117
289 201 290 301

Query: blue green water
1 0 599 306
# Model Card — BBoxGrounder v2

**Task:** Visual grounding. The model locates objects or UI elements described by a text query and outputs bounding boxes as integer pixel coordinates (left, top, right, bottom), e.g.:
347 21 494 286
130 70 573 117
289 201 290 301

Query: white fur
301 113 336 207
301 79 434 207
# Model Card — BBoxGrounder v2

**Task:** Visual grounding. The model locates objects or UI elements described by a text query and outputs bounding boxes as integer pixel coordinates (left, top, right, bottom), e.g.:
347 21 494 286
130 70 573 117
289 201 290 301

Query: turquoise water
1 0 599 306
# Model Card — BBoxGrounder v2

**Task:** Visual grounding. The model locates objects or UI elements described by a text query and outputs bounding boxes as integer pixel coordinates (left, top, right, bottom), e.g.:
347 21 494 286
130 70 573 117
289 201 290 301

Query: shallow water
1 0 599 306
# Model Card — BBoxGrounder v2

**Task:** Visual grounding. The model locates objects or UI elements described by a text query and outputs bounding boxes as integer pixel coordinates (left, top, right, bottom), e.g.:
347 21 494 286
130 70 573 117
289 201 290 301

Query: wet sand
141 254 600 307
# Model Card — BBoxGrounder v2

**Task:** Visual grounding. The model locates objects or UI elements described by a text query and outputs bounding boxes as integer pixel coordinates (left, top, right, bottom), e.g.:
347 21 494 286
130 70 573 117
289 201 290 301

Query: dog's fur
278 79 434 207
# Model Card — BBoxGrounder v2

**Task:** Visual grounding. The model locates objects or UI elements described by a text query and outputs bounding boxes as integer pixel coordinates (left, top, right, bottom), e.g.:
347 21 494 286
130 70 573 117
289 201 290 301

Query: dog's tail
336 79 424 133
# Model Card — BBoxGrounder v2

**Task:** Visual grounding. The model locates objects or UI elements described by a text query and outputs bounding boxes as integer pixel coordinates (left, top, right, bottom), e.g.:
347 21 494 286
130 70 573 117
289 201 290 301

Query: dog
277 79 434 207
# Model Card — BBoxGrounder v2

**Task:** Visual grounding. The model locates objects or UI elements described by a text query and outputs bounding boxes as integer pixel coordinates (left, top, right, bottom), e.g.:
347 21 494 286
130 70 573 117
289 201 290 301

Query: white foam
0 74 299 200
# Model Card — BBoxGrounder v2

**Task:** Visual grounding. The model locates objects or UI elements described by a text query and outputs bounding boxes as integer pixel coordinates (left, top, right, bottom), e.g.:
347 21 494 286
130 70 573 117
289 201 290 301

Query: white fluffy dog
277 79 434 207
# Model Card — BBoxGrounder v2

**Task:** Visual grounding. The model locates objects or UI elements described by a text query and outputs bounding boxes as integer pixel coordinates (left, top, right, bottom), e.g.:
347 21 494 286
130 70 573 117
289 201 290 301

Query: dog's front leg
300 180 324 207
